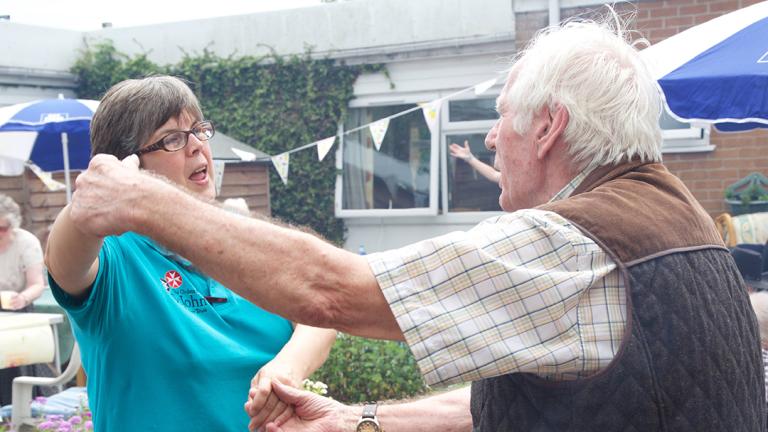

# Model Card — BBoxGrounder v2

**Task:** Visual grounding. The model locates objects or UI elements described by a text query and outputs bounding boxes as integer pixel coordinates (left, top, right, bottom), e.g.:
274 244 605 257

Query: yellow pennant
271 152 290 185
369 118 390 151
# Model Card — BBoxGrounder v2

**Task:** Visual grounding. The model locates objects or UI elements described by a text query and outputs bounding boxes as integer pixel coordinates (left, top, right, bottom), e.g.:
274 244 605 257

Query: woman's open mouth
189 166 208 184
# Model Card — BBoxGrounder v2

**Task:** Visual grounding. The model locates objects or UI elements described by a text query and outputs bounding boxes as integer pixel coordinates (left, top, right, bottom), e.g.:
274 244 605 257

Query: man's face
485 83 544 212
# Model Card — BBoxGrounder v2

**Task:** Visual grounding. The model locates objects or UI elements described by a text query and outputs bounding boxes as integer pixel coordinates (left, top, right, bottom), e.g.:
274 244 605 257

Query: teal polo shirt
51 232 293 431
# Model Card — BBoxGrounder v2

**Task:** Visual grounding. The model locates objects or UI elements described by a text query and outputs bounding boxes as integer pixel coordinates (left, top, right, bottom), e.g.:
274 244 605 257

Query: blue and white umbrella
0 96 99 201
640 1 768 132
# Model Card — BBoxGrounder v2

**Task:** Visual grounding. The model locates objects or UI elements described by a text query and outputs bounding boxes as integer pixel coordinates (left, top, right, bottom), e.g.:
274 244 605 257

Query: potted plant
724 172 768 215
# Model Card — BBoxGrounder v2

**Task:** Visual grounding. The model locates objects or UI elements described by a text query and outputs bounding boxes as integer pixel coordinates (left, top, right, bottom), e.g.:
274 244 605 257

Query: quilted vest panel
470 249 765 431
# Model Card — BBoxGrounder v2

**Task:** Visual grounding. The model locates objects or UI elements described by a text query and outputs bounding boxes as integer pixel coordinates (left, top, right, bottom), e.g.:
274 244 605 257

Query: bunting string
242 72 504 183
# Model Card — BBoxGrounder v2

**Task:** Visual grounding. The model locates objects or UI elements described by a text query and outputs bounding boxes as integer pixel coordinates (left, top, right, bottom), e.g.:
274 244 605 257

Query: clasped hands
244 359 346 432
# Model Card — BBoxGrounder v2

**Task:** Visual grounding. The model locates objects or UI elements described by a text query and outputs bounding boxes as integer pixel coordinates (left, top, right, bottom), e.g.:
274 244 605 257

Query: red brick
738 147 765 158
694 13 722 24
679 4 709 15
642 16 666 27
709 0 740 13
665 15 694 26
649 28 680 42
650 6 680 18
693 179 724 190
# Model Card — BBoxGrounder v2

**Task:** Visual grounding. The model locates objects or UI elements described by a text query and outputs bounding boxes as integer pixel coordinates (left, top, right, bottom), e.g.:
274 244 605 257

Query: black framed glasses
134 120 215 156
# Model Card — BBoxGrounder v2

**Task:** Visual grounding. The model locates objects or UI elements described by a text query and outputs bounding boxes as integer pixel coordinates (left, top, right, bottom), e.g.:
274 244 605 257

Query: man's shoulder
476 208 576 231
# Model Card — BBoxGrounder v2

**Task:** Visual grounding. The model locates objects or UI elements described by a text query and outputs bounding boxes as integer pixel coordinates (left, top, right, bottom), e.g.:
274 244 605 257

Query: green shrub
311 333 428 403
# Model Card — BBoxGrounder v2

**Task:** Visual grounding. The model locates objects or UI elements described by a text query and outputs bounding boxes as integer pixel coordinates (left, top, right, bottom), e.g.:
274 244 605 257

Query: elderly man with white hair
66 17 763 432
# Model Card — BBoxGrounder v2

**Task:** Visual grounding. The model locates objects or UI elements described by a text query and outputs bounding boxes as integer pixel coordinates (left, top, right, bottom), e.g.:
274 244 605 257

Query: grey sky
0 0 324 31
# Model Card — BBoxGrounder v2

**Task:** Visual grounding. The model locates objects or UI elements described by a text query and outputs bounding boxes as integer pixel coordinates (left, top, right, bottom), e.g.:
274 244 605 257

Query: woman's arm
245 326 337 427
7 262 45 310
467 157 502 183
20 262 45 303
44 205 103 298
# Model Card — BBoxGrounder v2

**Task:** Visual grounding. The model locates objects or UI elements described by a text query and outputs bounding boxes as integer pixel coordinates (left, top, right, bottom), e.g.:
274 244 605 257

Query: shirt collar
547 165 596 203
134 233 194 268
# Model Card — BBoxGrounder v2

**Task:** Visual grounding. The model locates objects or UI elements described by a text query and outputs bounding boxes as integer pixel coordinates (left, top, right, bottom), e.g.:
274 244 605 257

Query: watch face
356 419 380 432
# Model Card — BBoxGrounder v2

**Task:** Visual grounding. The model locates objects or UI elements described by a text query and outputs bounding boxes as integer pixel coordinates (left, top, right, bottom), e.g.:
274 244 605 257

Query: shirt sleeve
49 236 120 337
366 209 619 386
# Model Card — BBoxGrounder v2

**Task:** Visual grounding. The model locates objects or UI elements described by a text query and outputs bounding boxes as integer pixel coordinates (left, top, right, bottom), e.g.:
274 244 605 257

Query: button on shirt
366 171 626 386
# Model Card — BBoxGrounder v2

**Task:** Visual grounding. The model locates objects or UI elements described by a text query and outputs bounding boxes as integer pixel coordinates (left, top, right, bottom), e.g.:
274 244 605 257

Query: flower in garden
302 379 329 396
36 420 56 430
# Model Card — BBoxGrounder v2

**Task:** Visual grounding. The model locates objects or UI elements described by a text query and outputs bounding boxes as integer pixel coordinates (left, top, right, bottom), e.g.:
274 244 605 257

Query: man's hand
245 360 301 431
263 381 352 432
69 154 145 237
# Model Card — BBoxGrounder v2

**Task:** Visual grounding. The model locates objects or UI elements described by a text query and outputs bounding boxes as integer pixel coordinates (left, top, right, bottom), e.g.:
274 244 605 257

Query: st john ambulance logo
161 270 183 291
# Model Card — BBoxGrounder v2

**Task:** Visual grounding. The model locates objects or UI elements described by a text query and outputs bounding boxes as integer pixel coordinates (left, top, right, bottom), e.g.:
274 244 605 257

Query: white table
0 312 65 392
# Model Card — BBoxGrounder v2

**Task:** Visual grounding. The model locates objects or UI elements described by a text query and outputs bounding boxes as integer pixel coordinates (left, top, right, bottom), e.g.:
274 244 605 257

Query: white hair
504 16 662 169
751 292 768 345
0 194 21 228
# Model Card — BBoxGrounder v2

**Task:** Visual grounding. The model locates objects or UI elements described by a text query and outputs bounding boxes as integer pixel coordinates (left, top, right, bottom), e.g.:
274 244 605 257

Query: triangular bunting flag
28 163 66 192
474 78 497 95
271 152 290 185
420 99 442 135
315 136 336 161
369 118 390 151
231 147 257 162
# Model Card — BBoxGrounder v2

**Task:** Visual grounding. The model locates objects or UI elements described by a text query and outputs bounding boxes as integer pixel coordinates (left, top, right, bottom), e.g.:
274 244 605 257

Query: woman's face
137 111 216 200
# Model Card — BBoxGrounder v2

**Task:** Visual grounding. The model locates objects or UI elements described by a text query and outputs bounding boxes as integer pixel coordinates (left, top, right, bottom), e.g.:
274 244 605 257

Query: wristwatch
355 403 380 432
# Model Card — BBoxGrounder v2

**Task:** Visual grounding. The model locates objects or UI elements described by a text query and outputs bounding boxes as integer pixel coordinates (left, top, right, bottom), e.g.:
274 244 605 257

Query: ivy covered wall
72 41 382 245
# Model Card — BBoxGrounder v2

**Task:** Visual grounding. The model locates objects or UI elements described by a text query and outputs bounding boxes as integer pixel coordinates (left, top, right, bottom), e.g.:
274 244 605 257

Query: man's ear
535 104 569 160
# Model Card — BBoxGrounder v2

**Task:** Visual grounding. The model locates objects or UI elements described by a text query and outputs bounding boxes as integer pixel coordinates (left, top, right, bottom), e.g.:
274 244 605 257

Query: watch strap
362 403 378 419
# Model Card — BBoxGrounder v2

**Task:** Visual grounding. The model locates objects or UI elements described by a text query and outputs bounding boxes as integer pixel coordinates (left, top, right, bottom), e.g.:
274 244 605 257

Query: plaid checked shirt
366 171 626 386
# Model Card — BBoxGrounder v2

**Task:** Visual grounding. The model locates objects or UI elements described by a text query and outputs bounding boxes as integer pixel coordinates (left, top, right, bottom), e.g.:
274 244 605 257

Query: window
442 98 502 213
337 104 438 216
660 109 713 153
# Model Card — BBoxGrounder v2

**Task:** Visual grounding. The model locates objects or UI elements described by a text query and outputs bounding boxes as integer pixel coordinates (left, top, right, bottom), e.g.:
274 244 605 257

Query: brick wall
515 0 768 217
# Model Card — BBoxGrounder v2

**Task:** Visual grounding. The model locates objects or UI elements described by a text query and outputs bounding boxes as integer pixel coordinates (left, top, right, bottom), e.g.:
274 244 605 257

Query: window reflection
342 105 431 210
446 133 501 212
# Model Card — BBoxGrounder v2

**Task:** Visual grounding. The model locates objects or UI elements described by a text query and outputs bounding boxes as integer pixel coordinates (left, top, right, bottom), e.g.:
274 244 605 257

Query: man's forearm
349 387 473 432
130 176 402 340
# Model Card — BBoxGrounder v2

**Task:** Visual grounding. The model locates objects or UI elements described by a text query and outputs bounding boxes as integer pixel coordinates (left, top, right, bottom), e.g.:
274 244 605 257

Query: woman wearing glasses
44 76 336 431
0 194 45 405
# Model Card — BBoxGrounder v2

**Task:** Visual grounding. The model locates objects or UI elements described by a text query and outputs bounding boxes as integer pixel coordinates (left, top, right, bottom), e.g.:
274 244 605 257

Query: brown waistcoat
470 161 765 431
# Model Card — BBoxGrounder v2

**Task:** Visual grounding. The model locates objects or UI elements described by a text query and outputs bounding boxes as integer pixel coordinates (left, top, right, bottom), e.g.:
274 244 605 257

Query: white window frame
660 109 714 154
440 95 501 215
335 94 442 218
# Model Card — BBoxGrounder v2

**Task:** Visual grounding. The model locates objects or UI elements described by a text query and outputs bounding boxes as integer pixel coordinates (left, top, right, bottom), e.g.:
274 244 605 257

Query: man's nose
485 121 499 151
